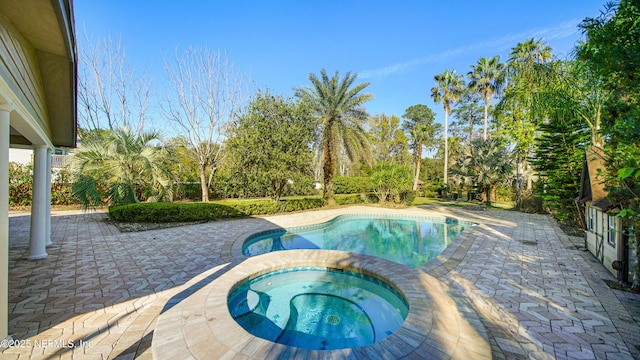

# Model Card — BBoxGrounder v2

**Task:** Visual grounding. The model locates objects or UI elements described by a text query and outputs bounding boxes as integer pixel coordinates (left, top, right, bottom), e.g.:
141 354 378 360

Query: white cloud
359 19 582 80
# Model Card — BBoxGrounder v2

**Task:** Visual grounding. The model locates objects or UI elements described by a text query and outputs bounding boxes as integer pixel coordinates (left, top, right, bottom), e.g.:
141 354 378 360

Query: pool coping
152 250 492 359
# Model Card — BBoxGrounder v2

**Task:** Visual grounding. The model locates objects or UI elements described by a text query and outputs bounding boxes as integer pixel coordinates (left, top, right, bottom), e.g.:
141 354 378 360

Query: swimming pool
242 214 472 268
227 267 408 350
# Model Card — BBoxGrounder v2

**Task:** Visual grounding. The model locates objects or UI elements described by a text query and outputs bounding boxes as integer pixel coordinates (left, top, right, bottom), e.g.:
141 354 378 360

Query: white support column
45 148 52 246
28 145 48 260
0 104 13 341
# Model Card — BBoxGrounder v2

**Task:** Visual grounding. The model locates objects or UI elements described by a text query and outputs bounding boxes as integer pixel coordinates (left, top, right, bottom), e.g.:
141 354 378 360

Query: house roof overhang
0 0 77 148
584 146 613 210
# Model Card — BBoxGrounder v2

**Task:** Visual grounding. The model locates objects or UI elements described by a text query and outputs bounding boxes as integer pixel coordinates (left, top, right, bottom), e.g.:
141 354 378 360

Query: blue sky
74 0 606 128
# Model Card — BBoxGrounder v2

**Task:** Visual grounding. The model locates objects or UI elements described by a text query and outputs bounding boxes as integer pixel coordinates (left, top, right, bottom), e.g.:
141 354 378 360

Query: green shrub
283 198 326 212
283 175 316 197
521 190 545 214
365 193 379 203
9 162 81 207
173 182 202 201
496 186 515 202
108 197 328 223
9 162 32 207
50 168 78 206
419 181 440 198
334 176 370 194
398 190 416 205
335 194 364 205
51 183 78 205
222 200 282 216
108 202 224 222
369 162 412 203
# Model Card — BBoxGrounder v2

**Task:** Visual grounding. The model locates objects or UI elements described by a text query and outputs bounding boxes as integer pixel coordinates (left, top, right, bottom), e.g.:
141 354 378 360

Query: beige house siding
629 238 637 283
0 12 48 135
585 203 621 276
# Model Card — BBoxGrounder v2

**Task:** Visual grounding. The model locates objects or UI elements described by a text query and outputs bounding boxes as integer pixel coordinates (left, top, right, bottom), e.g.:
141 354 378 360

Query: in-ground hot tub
152 250 492 359
228 267 408 350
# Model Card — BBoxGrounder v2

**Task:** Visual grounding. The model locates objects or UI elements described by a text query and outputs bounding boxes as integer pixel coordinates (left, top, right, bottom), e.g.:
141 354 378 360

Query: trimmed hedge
224 200 282 216
283 198 326 212
335 194 365 205
108 202 237 223
108 197 327 223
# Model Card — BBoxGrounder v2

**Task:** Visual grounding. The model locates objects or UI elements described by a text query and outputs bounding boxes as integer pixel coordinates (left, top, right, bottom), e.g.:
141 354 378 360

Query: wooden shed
577 146 635 282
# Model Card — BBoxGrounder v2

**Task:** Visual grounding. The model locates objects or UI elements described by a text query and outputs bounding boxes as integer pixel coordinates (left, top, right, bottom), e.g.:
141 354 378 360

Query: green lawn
411 197 444 206
411 196 515 209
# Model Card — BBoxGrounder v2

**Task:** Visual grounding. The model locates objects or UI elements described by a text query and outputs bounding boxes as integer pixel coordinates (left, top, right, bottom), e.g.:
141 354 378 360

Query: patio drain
521 240 538 246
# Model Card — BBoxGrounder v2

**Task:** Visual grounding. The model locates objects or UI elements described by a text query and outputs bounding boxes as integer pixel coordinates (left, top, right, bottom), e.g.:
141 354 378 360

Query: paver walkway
1 205 639 359
424 207 640 360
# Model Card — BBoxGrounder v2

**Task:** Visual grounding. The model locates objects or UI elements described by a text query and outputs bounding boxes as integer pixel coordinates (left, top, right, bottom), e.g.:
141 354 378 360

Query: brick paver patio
1 205 639 359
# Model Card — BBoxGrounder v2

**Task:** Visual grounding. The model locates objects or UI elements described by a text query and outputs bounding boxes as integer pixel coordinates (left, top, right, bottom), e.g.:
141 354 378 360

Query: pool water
243 214 469 268
227 267 408 350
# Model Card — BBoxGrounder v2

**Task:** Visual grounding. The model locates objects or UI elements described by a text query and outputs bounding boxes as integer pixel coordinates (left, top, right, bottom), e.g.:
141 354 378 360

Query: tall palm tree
70 127 174 206
468 56 505 140
430 69 465 192
295 69 374 204
505 38 553 203
509 37 552 67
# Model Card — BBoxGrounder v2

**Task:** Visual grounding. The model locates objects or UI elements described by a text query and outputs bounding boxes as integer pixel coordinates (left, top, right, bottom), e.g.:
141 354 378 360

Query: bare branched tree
163 47 245 202
78 33 152 134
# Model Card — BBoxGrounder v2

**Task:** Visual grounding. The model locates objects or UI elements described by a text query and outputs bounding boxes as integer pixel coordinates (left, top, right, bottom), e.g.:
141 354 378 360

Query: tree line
63 1 638 239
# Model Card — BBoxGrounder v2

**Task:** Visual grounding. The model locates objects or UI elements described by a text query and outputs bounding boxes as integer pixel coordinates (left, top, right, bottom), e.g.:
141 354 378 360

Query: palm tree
504 38 553 205
509 37 552 67
454 138 514 205
295 69 374 204
430 69 464 193
70 127 174 206
402 104 440 191
468 56 505 140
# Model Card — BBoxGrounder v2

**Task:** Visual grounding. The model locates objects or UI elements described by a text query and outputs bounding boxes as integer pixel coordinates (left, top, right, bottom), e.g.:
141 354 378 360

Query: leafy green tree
226 91 316 201
498 38 553 207
430 69 465 191
369 161 412 203
70 127 174 206
166 136 206 180
451 91 483 142
567 62 609 148
161 136 223 200
578 0 640 290
468 56 505 140
527 60 590 220
369 114 410 164
578 0 640 147
433 134 466 198
532 107 589 223
295 69 374 204
454 138 514 205
402 104 440 190
421 158 444 184
501 38 553 151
